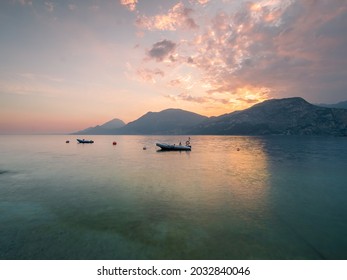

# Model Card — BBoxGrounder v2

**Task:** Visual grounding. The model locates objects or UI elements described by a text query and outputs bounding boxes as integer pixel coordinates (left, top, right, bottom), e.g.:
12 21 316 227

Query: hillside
190 97 347 136
115 108 208 135
72 118 125 135
317 101 347 110
72 98 347 136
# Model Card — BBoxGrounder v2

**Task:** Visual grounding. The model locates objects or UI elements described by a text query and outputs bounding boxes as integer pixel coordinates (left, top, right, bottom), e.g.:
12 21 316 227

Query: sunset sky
1 0 347 133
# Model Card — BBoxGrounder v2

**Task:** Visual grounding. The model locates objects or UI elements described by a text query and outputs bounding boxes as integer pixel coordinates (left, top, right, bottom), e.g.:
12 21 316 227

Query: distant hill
72 118 125 135
190 97 347 136
115 108 208 135
71 98 347 136
317 101 347 110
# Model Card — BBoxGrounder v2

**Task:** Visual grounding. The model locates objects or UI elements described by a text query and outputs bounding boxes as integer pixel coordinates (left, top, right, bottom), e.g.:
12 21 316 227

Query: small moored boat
77 139 94 144
156 143 191 151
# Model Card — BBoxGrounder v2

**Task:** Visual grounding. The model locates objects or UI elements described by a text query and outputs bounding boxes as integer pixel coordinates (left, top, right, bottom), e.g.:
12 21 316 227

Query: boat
77 139 94 144
156 143 191 151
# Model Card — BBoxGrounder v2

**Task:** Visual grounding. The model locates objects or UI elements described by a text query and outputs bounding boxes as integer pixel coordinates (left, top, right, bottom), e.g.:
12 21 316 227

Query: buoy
113 141 117 145
66 140 70 143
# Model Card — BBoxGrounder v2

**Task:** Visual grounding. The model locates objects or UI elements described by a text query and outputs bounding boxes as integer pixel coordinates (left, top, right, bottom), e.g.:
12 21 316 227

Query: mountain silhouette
72 118 125 135
190 97 347 136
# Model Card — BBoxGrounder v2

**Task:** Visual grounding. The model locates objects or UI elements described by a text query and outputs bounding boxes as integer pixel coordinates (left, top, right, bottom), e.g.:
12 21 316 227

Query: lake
0 135 346 259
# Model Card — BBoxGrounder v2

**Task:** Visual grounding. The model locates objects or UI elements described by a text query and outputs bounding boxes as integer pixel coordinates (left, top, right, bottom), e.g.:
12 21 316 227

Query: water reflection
1 135 346 259
81 136 274 259
187 136 270 209
33 136 271 258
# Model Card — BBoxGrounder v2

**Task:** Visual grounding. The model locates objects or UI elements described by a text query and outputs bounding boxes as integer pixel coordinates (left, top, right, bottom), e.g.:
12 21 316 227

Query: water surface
0 135 346 259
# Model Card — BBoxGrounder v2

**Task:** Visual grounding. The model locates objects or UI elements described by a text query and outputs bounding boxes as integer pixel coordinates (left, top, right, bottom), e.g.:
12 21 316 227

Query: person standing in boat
186 137 191 146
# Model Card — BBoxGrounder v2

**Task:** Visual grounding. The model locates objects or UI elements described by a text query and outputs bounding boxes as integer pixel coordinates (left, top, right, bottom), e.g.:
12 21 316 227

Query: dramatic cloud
134 0 347 106
187 0 347 102
136 2 198 31
235 0 347 100
147 40 177 62
3 0 347 134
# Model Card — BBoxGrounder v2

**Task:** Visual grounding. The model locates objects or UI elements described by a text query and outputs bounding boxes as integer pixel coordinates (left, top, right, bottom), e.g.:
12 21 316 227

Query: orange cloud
134 0 347 114
195 0 210 5
163 85 270 118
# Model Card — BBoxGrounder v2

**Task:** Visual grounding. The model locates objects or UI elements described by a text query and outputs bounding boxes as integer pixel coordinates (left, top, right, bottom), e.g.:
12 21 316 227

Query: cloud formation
147 40 177 62
136 0 347 107
136 2 198 31
3 0 347 134
194 0 210 5
120 0 138 11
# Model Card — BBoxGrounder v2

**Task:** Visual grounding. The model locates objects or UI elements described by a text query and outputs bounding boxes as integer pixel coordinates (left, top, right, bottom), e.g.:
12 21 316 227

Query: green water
0 135 346 259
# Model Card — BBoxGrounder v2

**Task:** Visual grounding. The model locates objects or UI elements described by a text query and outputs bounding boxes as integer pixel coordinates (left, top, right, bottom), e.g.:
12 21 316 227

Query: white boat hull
156 143 191 151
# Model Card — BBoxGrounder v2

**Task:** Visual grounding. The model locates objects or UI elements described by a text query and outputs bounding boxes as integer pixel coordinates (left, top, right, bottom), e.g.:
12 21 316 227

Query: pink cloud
135 0 347 108
184 0 347 102
136 2 198 31
194 0 210 5
120 0 138 12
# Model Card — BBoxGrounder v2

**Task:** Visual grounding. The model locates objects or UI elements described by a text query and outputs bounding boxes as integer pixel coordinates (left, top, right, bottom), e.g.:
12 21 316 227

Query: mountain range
114 109 207 135
191 97 347 135
316 101 347 110
72 97 347 136
72 118 125 135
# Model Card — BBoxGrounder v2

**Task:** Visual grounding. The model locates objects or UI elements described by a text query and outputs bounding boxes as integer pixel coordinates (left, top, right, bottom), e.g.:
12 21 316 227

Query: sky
1 0 347 133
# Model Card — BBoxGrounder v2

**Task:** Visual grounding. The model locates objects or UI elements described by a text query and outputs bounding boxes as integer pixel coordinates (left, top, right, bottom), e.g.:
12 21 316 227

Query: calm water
0 135 346 259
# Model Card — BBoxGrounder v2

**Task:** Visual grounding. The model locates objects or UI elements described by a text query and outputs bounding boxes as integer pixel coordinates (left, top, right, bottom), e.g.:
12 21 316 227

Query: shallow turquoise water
0 135 346 259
